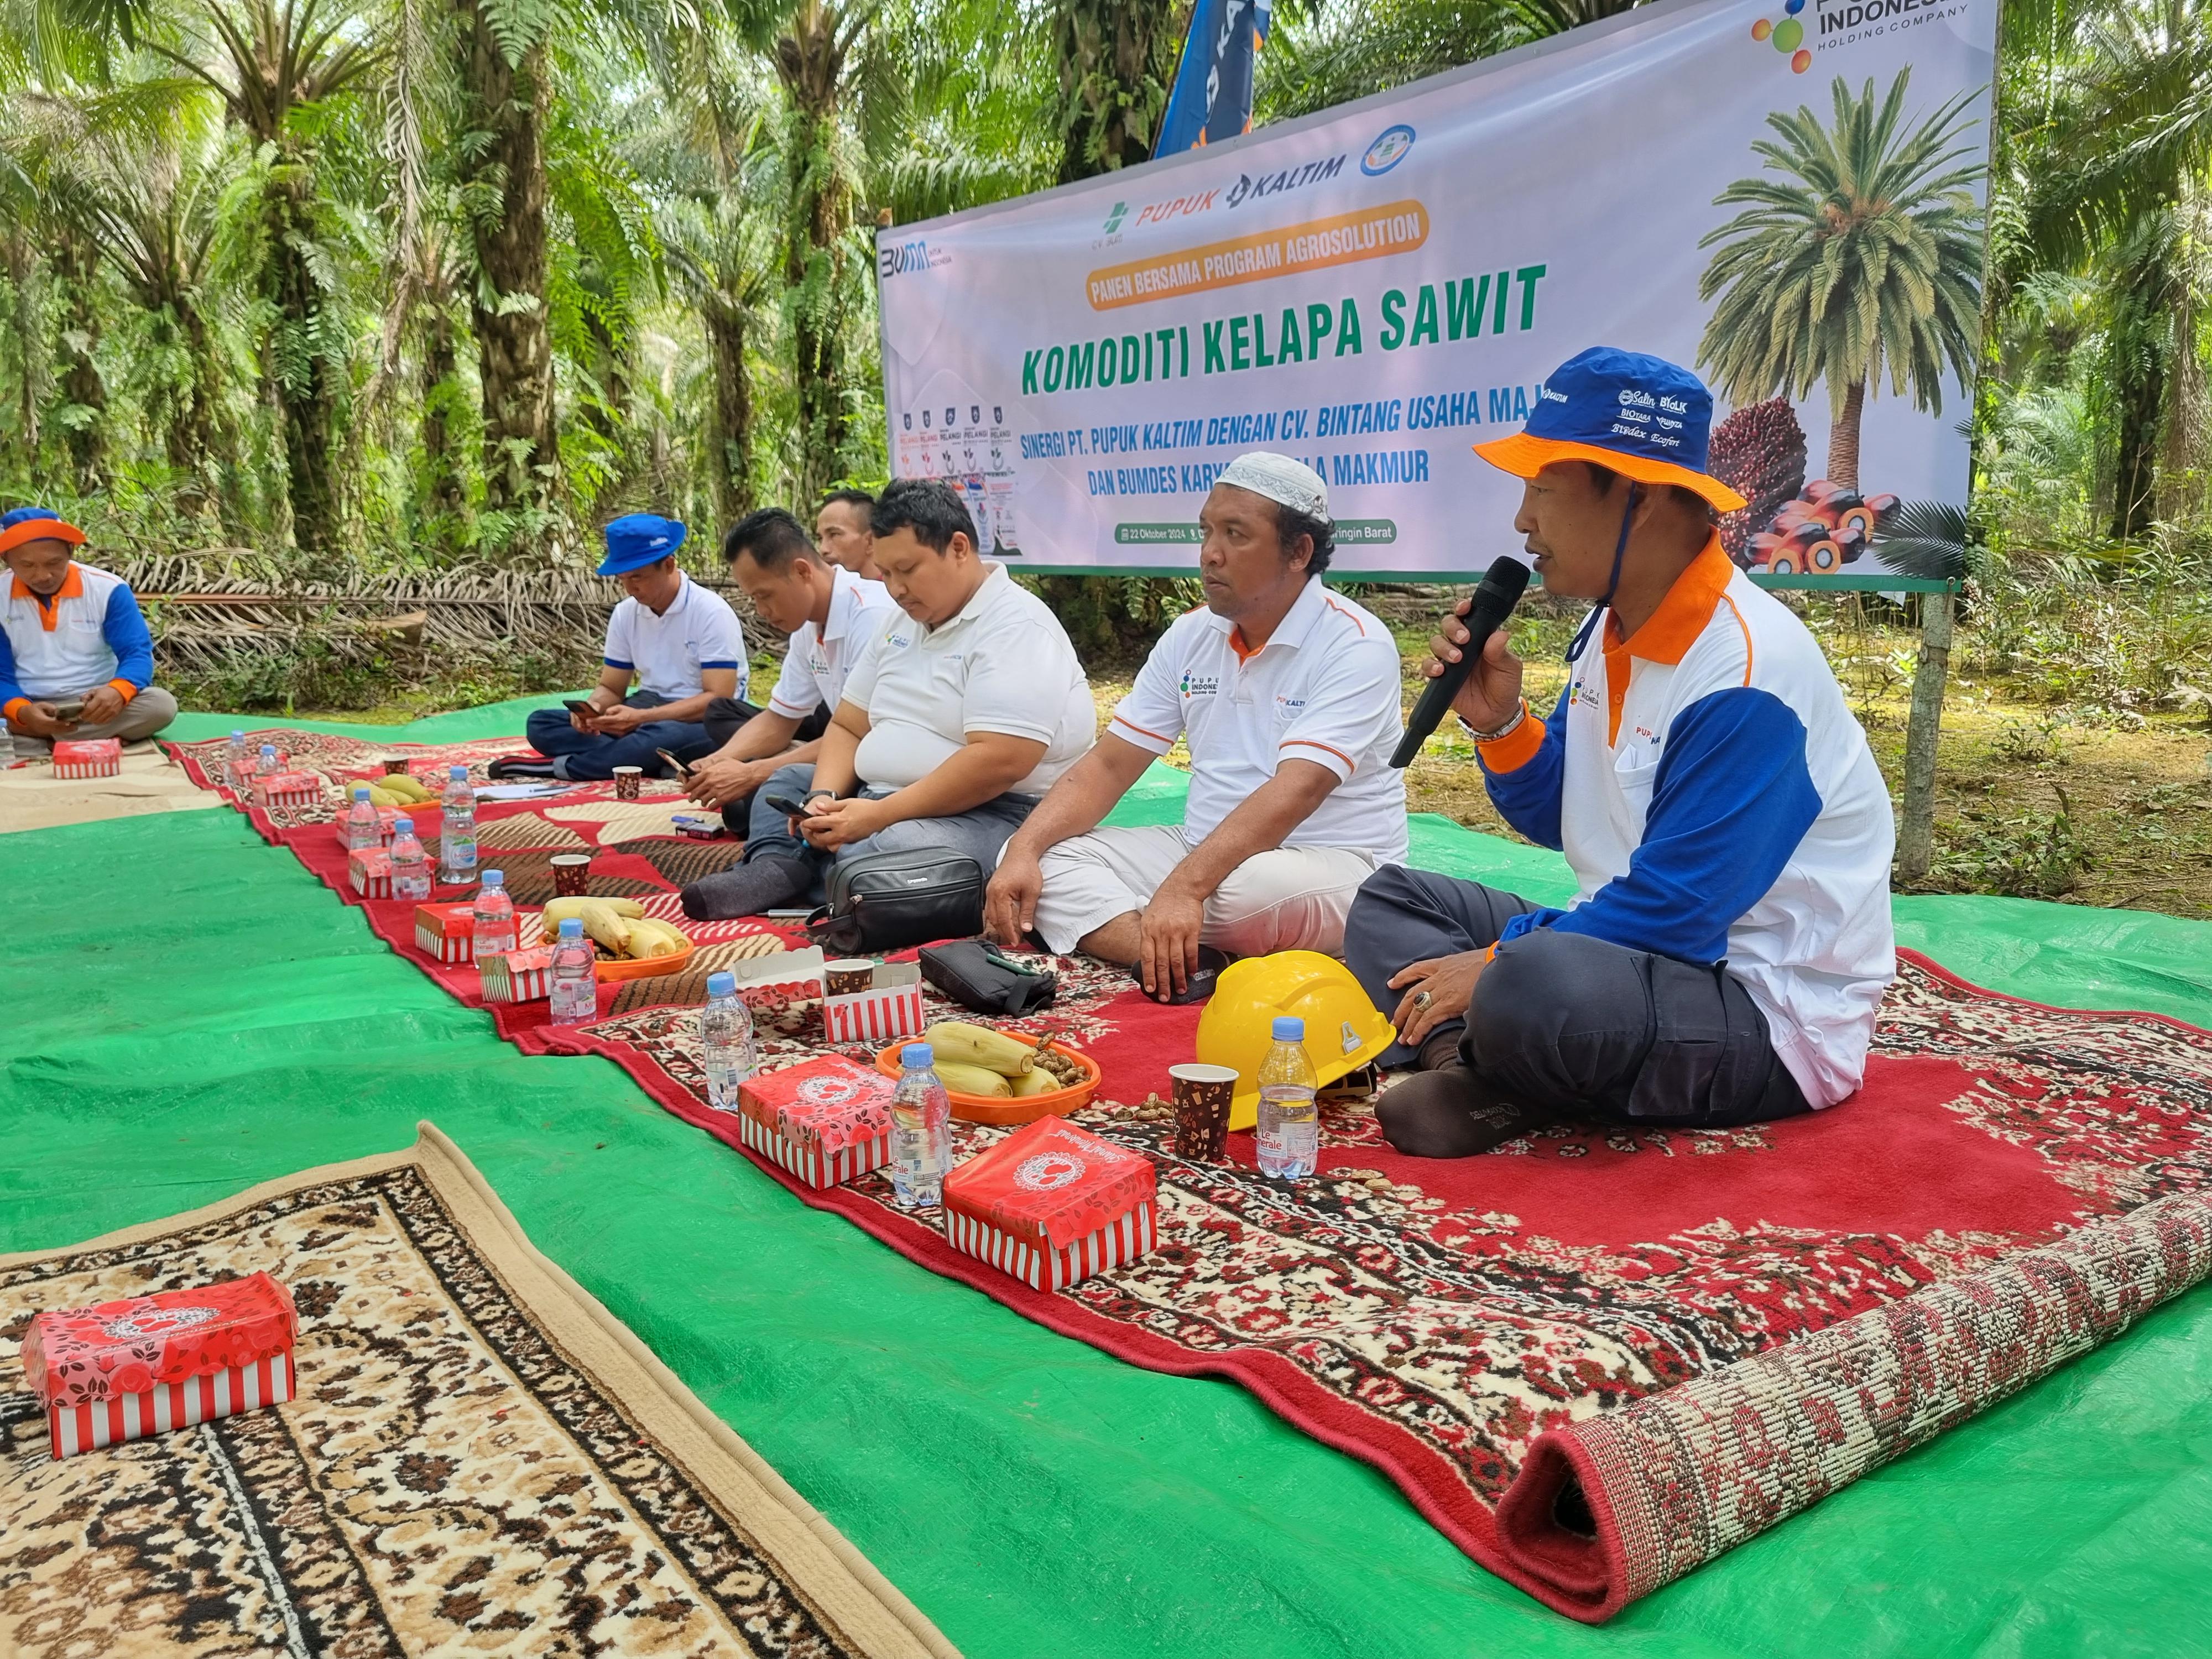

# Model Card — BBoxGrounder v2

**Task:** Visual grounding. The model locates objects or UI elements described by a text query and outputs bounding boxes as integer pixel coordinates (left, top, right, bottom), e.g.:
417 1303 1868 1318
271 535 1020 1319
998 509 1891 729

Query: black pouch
919 940 1058 1015
807 847 985 954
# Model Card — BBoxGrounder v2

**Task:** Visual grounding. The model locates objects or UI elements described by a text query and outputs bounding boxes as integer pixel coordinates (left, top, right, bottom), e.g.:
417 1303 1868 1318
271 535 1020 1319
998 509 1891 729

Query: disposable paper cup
825 959 878 997
612 766 642 800
550 852 592 897
381 756 410 775
1169 1064 1239 1162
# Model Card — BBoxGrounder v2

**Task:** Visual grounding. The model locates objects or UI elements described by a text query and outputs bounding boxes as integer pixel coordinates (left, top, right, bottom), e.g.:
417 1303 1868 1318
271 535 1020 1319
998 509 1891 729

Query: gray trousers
8 685 179 746
743 759 1037 908
1342 864 1809 1128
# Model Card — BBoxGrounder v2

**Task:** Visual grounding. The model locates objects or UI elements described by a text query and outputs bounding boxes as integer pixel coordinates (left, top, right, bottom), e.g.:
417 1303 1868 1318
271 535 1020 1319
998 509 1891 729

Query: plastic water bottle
389 817 432 901
226 729 249 786
889 1042 952 1208
548 916 598 1024
700 971 757 1111
345 786 382 851
472 868 516 958
438 764 478 886
254 742 279 782
1256 1016 1320 1178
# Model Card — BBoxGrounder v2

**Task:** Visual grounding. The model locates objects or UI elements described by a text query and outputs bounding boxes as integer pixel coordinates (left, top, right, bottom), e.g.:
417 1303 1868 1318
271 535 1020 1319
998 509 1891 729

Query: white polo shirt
765 567 896 719
604 574 748 702
842 562 1093 797
1109 578 1408 863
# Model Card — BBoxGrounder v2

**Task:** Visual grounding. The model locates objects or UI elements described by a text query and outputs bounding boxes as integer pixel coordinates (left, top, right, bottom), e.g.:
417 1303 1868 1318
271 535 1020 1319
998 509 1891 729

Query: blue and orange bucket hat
1473 348 1746 513
0 506 88 558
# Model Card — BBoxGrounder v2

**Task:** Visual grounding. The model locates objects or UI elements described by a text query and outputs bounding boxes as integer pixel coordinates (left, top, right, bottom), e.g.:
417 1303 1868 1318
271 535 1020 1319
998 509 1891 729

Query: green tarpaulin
10 706 2211 1657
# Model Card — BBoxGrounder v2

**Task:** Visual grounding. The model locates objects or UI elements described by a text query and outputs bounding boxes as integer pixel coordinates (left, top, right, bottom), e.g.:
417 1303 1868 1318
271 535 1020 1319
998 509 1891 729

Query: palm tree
1050 0 1177 181
1697 69 1985 492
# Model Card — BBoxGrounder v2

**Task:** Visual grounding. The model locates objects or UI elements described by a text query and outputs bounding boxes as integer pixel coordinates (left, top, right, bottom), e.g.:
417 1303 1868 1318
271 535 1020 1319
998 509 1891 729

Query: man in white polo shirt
508 513 747 781
986 453 1406 1000
1 506 178 746
681 479 1092 920
680 506 896 833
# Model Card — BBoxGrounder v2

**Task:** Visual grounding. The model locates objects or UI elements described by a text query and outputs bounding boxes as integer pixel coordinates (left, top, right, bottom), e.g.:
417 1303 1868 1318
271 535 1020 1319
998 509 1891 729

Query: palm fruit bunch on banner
1709 397 1808 566
1753 479 1903 573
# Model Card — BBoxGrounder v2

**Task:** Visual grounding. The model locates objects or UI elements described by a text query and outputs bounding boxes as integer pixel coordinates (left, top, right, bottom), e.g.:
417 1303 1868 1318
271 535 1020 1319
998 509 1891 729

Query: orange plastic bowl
873 1032 1101 1125
597 942 696 981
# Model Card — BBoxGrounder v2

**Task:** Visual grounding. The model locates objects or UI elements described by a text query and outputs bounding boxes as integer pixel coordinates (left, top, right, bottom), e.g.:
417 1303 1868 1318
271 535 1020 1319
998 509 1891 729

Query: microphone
1389 555 1531 769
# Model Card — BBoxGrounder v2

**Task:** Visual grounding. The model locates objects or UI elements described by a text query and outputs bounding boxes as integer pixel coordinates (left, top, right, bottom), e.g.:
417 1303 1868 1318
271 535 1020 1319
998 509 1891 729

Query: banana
622 917 690 959
933 1061 1013 1099
1007 1066 1060 1098
577 901 633 956
379 773 435 804
923 1021 1036 1077
366 786 404 810
541 896 646 926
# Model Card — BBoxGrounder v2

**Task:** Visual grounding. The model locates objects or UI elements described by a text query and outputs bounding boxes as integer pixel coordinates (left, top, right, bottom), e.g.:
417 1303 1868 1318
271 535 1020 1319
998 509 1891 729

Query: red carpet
169 728 2212 1619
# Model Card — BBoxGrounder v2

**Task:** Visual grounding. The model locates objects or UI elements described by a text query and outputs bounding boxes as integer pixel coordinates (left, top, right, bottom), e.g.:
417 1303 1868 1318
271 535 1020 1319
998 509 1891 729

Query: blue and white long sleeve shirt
2 562 156 721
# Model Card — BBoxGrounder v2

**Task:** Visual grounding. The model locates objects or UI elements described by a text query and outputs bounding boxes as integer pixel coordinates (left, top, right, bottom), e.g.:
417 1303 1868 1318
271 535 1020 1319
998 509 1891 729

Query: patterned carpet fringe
1498 1187 2212 1620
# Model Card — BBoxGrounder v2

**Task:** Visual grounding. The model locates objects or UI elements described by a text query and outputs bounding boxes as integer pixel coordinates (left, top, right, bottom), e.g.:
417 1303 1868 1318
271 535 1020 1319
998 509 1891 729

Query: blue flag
1156 0 1274 155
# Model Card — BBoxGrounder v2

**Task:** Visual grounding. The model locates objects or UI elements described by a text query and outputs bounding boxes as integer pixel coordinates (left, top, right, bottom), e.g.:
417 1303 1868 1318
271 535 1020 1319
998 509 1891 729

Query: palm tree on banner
1697 68 1985 492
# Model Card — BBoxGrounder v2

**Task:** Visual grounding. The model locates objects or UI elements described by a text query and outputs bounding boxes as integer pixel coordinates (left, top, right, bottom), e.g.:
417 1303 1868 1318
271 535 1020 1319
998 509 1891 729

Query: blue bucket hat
597 512 688 576
1474 347 1746 513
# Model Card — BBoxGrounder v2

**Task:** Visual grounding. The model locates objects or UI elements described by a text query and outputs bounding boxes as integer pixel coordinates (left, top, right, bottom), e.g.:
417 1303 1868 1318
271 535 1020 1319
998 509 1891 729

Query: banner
1156 0 1275 155
877 0 2000 577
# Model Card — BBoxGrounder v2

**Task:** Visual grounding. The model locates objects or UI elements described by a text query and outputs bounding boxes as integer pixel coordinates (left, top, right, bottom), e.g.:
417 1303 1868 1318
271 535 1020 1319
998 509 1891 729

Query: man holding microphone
1344 347 1896 1156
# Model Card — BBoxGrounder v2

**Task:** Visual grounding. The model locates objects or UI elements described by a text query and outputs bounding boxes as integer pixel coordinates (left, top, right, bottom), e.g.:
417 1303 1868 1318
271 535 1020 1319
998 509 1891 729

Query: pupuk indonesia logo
1751 0 1812 71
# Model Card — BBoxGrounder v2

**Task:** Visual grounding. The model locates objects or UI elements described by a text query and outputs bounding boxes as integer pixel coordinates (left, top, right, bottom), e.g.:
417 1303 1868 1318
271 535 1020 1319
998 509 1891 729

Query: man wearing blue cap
1344 347 1895 1154
2 507 178 747
508 513 748 781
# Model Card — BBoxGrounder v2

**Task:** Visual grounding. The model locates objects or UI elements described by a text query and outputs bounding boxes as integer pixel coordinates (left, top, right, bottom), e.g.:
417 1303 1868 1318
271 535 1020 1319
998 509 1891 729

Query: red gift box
22 1272 299 1459
51 738 121 779
414 901 480 963
481 945 554 1001
348 846 392 898
943 1116 1157 1291
252 769 323 810
735 1056 895 1189
333 805 404 848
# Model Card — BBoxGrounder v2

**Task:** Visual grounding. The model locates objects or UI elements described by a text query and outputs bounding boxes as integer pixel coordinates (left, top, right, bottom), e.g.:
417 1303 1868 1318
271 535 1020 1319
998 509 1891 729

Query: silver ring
1412 990 1432 1011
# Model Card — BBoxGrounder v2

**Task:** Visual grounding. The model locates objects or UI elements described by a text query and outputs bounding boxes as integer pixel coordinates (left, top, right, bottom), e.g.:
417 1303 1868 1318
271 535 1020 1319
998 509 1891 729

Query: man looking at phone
816 489 881 580
507 514 745 781
2 506 178 748
680 479 1091 920
984 454 1406 999
684 507 896 830
1340 348 1895 1156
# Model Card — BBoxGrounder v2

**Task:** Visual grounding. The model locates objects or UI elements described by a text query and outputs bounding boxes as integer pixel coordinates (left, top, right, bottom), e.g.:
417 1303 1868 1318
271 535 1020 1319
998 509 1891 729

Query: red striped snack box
943 1116 1157 1292
415 901 481 963
481 945 555 1002
50 738 121 778
22 1271 299 1459
252 769 324 810
824 962 926 1045
348 846 392 899
332 805 404 848
735 1056 895 1189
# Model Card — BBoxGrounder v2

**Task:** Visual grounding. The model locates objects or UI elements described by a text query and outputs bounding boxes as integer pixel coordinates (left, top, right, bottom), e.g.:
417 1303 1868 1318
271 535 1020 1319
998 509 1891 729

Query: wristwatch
1461 701 1527 743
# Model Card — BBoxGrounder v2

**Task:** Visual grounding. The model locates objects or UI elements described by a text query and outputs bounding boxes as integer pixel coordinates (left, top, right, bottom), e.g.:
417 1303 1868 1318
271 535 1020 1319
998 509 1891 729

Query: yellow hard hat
1194 950 1397 1130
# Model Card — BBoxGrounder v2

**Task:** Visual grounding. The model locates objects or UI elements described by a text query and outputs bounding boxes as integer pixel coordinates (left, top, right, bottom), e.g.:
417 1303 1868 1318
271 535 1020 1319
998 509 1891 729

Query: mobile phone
564 698 597 718
655 748 695 779
49 698 86 721
764 792 815 817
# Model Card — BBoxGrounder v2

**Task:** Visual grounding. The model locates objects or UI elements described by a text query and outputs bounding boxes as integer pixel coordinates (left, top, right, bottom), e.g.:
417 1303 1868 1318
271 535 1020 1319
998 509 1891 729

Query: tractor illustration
1750 480 1899 573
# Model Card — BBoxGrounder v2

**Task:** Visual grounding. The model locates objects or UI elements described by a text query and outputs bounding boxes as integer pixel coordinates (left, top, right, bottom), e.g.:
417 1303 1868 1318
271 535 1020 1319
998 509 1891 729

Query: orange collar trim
1227 626 1260 664
14 564 85 628
1603 536 1733 666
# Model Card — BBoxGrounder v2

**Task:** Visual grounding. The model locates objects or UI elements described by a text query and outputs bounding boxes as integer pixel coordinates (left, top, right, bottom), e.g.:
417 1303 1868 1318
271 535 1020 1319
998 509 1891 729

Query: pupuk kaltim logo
1750 0 1812 72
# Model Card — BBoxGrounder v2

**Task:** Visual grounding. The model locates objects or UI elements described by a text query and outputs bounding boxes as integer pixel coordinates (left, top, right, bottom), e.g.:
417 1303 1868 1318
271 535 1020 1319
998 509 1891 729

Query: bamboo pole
1896 585 1956 883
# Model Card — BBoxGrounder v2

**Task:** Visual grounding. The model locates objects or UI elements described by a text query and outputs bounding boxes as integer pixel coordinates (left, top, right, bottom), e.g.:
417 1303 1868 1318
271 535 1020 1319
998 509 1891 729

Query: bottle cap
706 971 737 998
259 743 275 755
559 917 584 937
232 729 244 739
353 786 370 799
481 869 503 888
1271 1016 1305 1042
901 1042 934 1068
393 817 414 835
450 764 467 779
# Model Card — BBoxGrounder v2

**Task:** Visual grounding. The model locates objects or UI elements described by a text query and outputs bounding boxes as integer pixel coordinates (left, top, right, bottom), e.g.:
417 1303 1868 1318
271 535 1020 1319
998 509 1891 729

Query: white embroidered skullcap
1215 452 1329 520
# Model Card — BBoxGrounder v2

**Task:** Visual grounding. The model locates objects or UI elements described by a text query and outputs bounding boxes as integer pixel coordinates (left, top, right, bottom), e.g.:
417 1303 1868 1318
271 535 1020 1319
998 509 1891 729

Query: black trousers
700 698 833 831
1342 864 1809 1129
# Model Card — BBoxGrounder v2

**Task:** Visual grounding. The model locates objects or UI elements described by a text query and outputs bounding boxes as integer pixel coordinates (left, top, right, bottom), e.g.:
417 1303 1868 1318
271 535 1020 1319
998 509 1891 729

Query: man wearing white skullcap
987 452 1408 999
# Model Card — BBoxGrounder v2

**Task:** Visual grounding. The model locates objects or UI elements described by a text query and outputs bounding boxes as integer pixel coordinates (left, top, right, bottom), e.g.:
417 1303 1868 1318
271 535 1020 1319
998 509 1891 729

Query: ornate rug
163 729 2212 1620
0 1125 959 1659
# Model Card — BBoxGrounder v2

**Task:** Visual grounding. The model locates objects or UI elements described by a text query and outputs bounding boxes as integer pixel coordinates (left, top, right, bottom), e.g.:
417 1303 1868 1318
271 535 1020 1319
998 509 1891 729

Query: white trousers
1029 823 1378 957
